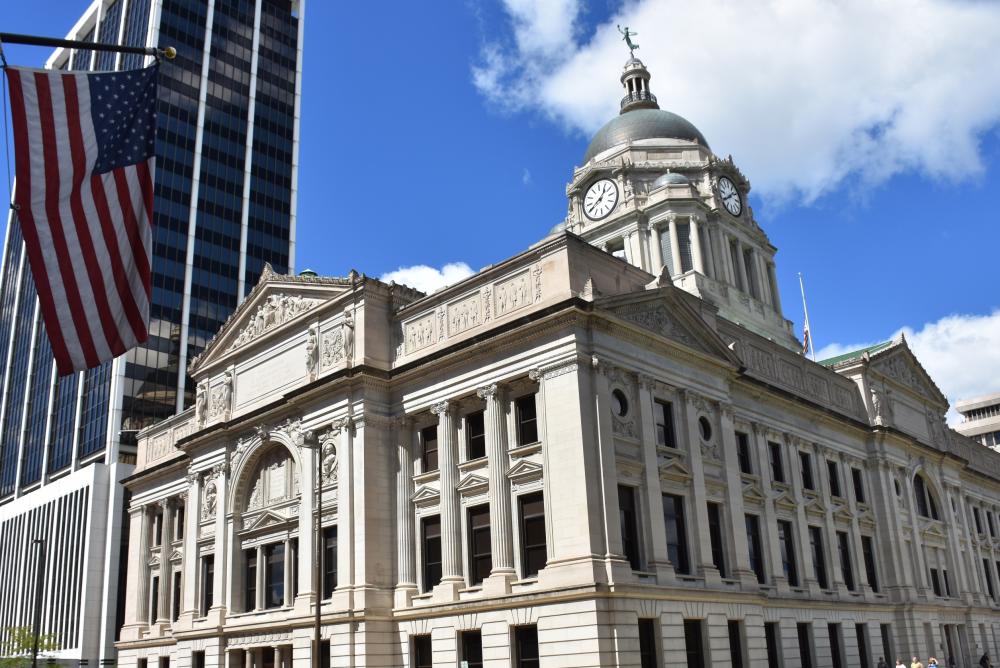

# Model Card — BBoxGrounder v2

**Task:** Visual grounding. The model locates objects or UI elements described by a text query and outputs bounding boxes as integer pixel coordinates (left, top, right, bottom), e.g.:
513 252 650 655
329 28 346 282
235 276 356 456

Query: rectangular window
828 624 843 667
764 622 781 668
171 570 181 621
856 624 870 668
852 468 866 504
810 526 828 589
743 248 759 298
974 507 983 534
468 504 492 585
264 543 285 609
461 630 483 668
519 492 547 577
827 460 842 497
200 555 214 616
321 640 331 668
412 635 433 668
768 441 784 482
837 531 854 591
861 535 879 593
990 512 997 538
943 569 952 597
797 623 814 668
985 559 996 600
175 504 185 541
514 625 539 668
421 425 438 472
930 567 942 596
655 400 676 448
152 510 163 547
736 432 753 475
150 575 159 622
729 240 745 291
683 619 705 668
619 485 641 571
707 502 727 578
159 658 169 668
662 493 690 575
466 410 486 460
638 618 660 668
516 394 539 445
728 620 745 668
422 516 442 591
291 538 299 599
777 520 799 587
139 660 148 668
244 549 257 611
745 514 765 584
995 561 1000 599
880 624 894 666
192 652 204 668
323 526 338 598
800 452 815 490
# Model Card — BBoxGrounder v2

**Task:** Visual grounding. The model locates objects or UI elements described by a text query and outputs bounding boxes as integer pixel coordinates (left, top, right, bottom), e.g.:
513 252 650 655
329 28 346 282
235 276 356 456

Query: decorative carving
202 479 217 519
343 308 355 364
494 271 532 317
870 385 890 426
926 409 947 445
430 401 451 416
228 294 323 351
532 264 543 301
529 360 576 382
481 287 492 321
210 371 233 421
195 380 208 427
617 303 696 347
404 314 435 354
305 324 319 381
321 329 344 369
437 306 446 341
320 439 338 484
476 384 499 400
447 294 482 336
612 413 637 438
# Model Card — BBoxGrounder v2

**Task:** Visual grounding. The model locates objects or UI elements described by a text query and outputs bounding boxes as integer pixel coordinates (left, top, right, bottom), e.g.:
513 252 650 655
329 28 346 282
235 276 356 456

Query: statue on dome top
617 25 639 56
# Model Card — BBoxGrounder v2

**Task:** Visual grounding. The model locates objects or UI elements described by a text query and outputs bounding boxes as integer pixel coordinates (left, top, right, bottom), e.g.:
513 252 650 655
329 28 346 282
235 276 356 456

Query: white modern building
115 56 1000 668
956 393 1000 450
0 0 304 664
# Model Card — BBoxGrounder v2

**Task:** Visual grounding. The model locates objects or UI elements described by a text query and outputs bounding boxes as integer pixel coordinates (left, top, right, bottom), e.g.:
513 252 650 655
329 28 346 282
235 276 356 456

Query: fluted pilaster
432 401 462 583
395 417 417 601
479 384 515 578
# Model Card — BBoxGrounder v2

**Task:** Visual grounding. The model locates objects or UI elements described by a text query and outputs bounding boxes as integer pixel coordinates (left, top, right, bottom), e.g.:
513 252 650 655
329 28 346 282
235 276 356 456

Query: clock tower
553 55 801 352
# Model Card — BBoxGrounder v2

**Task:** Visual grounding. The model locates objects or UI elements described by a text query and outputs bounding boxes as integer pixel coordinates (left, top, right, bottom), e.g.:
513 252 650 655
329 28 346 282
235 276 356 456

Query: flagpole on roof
799 272 815 361
0 32 175 63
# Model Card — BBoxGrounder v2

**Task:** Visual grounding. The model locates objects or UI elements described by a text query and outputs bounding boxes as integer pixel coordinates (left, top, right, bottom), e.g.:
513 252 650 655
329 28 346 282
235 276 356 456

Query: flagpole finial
161 46 176 60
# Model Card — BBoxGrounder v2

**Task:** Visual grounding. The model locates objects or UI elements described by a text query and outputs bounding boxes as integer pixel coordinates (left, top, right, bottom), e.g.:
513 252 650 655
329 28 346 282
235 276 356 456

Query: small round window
698 416 712 441
612 389 629 417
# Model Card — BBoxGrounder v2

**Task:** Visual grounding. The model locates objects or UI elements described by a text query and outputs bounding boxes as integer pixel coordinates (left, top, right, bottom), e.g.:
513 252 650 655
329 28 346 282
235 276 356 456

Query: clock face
718 176 742 216
583 179 618 220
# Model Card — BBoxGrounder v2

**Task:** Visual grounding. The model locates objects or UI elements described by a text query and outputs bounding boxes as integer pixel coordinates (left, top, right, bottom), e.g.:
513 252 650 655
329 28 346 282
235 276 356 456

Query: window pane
423 516 442 591
323 526 338 598
461 631 483 668
520 492 547 577
468 504 492 585
619 485 641 571
412 636 433 668
264 543 285 608
638 619 660 668
655 400 675 448
516 395 538 445
244 549 257 612
421 426 438 472
662 494 689 575
515 625 539 668
466 410 486 460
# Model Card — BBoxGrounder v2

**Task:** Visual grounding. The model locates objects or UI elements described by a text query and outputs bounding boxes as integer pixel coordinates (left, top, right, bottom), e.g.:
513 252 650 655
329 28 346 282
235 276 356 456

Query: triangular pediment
868 340 948 410
772 488 797 511
596 286 742 367
742 480 766 504
189 265 356 374
832 502 854 523
507 459 543 484
803 493 827 516
456 473 489 495
658 455 691 480
241 509 289 533
411 485 440 508
168 548 183 562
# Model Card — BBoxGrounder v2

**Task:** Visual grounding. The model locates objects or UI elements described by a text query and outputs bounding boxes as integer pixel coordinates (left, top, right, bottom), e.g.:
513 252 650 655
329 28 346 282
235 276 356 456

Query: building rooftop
817 340 894 367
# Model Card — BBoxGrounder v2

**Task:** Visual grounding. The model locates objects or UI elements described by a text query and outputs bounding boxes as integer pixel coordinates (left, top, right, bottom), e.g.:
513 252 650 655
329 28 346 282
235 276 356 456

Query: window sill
413 470 439 484
458 457 487 472
509 442 541 457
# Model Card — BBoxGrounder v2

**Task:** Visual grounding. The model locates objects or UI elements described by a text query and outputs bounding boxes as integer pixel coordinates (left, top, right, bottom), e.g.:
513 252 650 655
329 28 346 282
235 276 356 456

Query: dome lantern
620 57 658 114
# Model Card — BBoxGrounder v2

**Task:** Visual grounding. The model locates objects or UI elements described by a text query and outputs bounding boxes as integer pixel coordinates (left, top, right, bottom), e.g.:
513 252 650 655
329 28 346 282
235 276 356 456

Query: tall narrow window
468 504 492 585
728 620 745 668
244 549 257 612
837 531 854 591
323 526 338 598
619 485 641 571
152 509 163 547
827 460 842 497
764 622 781 667
662 493 690 575
745 514 765 584
913 475 939 520
861 535 879 593
736 432 753 475
777 520 799 587
264 543 285 609
743 248 759 298
519 492 547 577
809 526 828 589
768 441 784 483
929 568 942 596
514 625 539 668
852 468 866 504
766 263 781 313
171 571 181 622
729 240 744 291
638 619 660 668
943 569 953 597
461 630 483 668
175 504 185 541
856 624 870 668
828 624 843 667
990 512 997 538
421 425 438 472
200 555 214 616
797 623 814 668
683 619 705 668
412 636 433 668
707 502 727 578
800 452 815 490
974 507 984 534
655 400 676 448
880 624 894 665
516 394 539 445
984 559 996 600
678 223 693 273
149 575 159 622
466 410 486 460
422 516 442 591
192 652 205 668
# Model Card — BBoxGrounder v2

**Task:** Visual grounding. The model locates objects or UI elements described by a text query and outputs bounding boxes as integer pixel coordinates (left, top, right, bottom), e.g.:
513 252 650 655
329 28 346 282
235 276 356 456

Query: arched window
913 474 939 520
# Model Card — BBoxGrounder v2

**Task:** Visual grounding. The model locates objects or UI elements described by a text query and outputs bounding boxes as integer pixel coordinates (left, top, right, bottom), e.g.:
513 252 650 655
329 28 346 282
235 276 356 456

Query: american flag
6 64 157 375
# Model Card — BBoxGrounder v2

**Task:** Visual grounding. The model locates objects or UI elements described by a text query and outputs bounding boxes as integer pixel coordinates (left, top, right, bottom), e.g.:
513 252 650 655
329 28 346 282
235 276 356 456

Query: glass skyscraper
0 0 303 663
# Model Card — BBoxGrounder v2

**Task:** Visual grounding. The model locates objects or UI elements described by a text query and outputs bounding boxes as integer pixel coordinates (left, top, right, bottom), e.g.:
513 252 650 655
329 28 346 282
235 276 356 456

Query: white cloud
473 0 1000 202
380 262 474 295
522 167 532 185
816 311 1000 424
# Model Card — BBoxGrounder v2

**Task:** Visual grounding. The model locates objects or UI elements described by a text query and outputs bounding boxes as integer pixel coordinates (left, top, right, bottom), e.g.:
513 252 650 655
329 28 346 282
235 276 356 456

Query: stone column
788 437 818 593
719 405 755 587
817 449 846 594
211 463 230 620
679 390 721 585
180 473 202 622
432 401 463 599
752 425 786 591
156 498 172 622
648 223 664 277
123 507 149 633
394 417 417 607
871 459 914 599
637 376 673 584
667 213 682 276
736 242 749 293
956 492 986 605
689 216 705 274
843 461 870 596
591 359 631 584
479 384 516 593
903 471 931 597
336 418 355 596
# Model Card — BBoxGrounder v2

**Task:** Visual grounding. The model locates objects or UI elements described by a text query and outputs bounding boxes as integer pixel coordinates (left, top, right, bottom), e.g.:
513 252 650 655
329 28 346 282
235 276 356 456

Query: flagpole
0 32 175 61
798 272 815 361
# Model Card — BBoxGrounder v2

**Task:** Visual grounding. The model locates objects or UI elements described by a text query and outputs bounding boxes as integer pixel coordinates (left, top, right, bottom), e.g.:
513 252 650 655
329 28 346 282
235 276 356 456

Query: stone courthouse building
116 57 1000 668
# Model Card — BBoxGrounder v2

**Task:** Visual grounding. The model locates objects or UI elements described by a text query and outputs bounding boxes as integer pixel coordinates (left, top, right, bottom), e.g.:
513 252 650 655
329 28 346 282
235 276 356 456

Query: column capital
665 210 677 224
476 383 502 400
430 400 452 416
637 373 656 390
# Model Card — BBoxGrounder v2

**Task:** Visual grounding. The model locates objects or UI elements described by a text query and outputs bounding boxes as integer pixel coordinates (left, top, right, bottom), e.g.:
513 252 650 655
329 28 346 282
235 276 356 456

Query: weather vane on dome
617 25 639 56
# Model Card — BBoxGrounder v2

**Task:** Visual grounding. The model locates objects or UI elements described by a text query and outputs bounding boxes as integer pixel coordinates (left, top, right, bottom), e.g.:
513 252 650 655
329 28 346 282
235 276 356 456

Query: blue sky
3 0 999 414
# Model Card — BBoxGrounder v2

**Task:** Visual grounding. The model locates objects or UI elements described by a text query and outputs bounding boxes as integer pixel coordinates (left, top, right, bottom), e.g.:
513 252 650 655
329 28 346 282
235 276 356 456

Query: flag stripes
6 65 155 375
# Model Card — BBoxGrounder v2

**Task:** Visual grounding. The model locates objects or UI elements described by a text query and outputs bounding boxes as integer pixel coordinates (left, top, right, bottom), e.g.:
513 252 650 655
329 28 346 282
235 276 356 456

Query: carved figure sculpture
870 385 887 426
203 479 217 518
321 440 337 483
343 308 355 363
195 380 207 426
305 324 318 380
